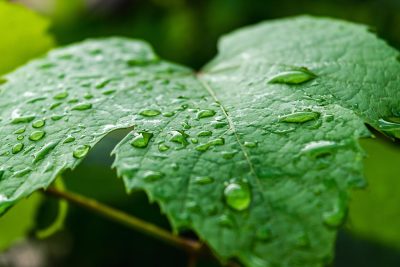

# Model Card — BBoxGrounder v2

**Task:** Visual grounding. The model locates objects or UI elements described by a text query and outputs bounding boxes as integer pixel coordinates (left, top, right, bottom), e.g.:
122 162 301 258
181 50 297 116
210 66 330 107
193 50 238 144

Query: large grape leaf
0 1 54 75
0 16 399 267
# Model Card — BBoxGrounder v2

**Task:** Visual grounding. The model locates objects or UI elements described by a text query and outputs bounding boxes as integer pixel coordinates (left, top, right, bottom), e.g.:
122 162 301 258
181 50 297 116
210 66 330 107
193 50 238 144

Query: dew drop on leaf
322 204 346 228
197 109 216 119
11 115 35 124
377 117 400 138
51 115 64 121
158 143 170 152
29 130 45 141
244 141 257 148
33 141 57 163
162 111 175 117
301 140 338 158
72 145 91 159
17 135 24 141
53 91 69 100
224 181 252 211
197 130 212 137
193 176 214 185
139 109 161 117
12 143 24 154
169 130 189 146
211 121 228 129
71 103 92 111
142 170 164 182
268 68 316 84
279 111 320 123
63 135 76 143
32 119 45 128
130 132 153 148
13 127 26 134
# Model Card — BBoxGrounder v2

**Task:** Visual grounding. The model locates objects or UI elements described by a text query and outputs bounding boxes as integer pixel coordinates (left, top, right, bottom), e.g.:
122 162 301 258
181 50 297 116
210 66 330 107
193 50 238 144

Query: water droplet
11 115 35 124
268 68 316 85
197 130 212 137
197 109 216 119
244 141 257 148
53 92 69 100
211 121 228 129
14 167 31 177
162 112 175 117
33 141 57 163
51 115 64 121
169 130 189 146
224 181 251 211
139 109 161 117
50 102 62 110
73 145 91 159
193 176 214 185
221 150 237 160
13 127 26 134
190 138 198 144
95 79 112 89
32 119 45 128
102 89 116 95
301 140 338 158
280 111 320 123
378 117 400 138
71 103 92 111
27 97 47 103
322 199 346 228
17 135 24 141
256 226 272 241
12 143 24 154
158 143 170 152
68 98 79 104
195 138 225 152
63 135 76 143
29 130 45 141
84 93 94 99
130 132 153 148
142 170 164 182
181 121 191 129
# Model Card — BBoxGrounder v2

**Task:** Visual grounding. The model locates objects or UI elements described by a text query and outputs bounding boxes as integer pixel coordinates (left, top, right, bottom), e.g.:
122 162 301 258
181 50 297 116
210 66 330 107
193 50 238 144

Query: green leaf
0 16 399 267
0 193 41 251
0 1 54 75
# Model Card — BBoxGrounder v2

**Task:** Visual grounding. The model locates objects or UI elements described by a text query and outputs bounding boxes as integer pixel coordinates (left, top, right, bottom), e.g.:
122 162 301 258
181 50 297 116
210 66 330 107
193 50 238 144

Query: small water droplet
197 130 212 137
221 150 237 160
68 98 79 104
158 143 170 152
33 141 57 163
13 127 26 134
169 130 189 146
53 92 69 100
142 170 164 182
11 115 35 124
63 135 76 143
84 93 94 99
102 89 116 95
29 130 45 141
95 79 112 89
224 181 251 211
301 140 338 158
322 198 346 228
244 141 257 148
14 167 32 177
17 135 24 141
27 97 47 103
211 121 228 129
12 143 24 154
50 102 62 110
51 114 64 121
378 117 400 138
197 109 216 119
139 109 161 117
71 103 92 111
32 119 45 128
280 111 320 123
130 131 153 148
193 176 214 185
73 145 91 159
162 112 175 117
190 138 198 144
268 68 316 85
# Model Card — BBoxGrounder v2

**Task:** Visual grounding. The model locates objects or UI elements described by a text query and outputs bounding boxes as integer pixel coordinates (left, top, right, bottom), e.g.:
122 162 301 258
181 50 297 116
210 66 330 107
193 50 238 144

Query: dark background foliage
1 0 400 266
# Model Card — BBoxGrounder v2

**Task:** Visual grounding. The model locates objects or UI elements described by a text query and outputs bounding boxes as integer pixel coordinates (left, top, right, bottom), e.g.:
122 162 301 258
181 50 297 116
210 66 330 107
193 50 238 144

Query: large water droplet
193 176 214 185
301 140 338 158
197 109 216 119
11 115 35 124
268 68 316 84
139 109 161 117
12 143 24 154
142 170 164 182
29 130 45 141
73 145 91 159
169 130 189 146
130 131 153 148
71 103 92 111
224 181 251 211
33 141 57 163
280 111 320 123
53 92 69 100
32 119 45 128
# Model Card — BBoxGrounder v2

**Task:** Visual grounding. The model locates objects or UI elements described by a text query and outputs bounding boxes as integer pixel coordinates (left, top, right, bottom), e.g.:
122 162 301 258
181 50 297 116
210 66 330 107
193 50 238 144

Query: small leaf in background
0 1 54 75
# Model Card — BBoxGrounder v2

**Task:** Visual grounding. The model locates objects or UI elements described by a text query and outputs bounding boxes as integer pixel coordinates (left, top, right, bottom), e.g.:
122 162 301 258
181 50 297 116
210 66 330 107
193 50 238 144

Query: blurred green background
0 0 400 266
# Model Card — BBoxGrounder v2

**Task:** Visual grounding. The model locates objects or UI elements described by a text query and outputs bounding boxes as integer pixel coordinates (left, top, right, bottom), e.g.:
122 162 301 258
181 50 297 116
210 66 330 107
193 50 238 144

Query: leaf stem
44 187 204 254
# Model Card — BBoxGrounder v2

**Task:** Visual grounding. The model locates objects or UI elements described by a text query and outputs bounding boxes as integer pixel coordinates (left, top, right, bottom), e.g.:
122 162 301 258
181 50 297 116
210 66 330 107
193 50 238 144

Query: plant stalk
44 187 204 254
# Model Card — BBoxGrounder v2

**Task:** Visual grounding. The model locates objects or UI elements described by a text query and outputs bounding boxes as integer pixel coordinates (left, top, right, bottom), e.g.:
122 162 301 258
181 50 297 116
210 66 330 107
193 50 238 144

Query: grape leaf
0 16 399 267
0 1 54 75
